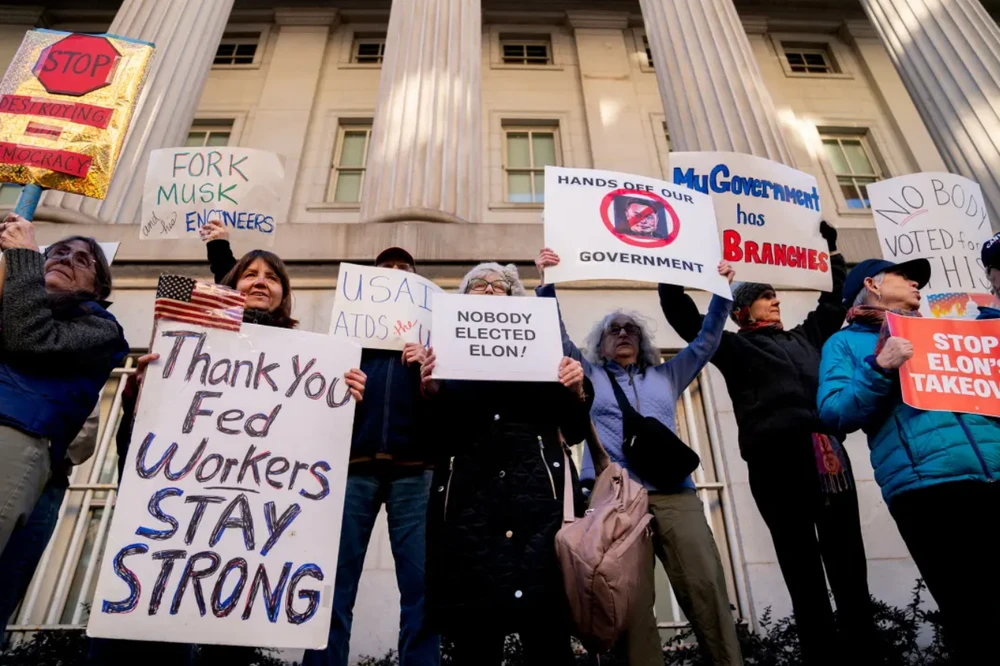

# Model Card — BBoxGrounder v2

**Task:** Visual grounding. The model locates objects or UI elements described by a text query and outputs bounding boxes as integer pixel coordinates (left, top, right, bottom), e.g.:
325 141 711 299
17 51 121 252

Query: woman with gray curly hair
418 261 592 666
536 248 743 666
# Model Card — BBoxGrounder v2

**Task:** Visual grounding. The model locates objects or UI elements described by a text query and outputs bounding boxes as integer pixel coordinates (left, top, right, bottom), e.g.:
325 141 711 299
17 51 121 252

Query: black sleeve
557 377 595 445
115 375 138 483
657 283 704 343
658 281 738 374
1 249 125 371
796 252 848 348
206 240 238 284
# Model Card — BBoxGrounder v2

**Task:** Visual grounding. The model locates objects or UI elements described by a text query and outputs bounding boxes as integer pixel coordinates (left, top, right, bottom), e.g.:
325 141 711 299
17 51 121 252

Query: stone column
38 0 234 225
360 0 482 225
859 0 1000 227
638 0 792 164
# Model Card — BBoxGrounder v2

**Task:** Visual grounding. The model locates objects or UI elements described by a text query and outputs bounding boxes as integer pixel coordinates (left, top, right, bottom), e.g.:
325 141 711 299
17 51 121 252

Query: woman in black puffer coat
419 262 592 666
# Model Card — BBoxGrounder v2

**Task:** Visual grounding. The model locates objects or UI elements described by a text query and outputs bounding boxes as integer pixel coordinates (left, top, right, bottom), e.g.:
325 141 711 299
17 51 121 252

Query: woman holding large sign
818 257 1000 665
535 251 742 666
418 262 591 666
0 214 128 555
657 224 879 664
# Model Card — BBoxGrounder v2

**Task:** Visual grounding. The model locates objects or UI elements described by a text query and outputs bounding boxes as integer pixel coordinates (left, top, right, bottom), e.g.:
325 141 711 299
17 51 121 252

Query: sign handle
14 184 43 220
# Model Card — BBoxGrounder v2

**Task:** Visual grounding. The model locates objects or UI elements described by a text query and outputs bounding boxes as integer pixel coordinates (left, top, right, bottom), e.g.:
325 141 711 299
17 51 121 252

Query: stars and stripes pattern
154 274 245 331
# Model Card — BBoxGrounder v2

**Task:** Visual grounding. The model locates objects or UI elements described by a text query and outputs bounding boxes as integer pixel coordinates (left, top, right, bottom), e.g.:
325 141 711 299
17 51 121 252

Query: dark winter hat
982 232 1000 271
842 257 931 306
730 282 774 324
374 246 415 268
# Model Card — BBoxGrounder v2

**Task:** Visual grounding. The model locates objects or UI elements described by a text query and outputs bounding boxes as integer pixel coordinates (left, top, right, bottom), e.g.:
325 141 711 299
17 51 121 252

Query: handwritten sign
140 147 284 241
328 263 441 351
671 152 831 291
871 173 998 318
88 320 361 648
889 313 1000 418
430 293 562 382
0 30 153 198
543 166 731 298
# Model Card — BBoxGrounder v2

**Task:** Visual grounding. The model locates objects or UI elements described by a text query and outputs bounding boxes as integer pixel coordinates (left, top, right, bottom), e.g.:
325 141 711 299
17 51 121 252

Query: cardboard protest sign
543 166 731 298
431 293 562 382
88 320 362 648
0 30 153 198
871 173 999 319
888 313 1000 418
140 147 284 240
328 263 441 350
670 152 831 291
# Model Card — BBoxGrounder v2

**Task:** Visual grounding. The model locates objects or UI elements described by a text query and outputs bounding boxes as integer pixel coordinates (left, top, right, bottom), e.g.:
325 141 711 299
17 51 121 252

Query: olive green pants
626 489 743 666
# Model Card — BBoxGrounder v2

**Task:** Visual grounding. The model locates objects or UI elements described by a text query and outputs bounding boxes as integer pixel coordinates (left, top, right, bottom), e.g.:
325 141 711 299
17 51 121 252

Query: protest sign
140 147 284 241
871 173 999 318
670 152 831 291
88 320 361 648
430 293 562 382
543 166 731 298
888 313 1000 418
0 30 153 198
328 263 441 350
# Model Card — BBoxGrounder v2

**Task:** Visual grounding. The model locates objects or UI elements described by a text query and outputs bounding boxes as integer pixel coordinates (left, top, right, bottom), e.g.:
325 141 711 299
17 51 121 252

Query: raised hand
558 356 586 400
198 219 229 243
535 247 561 285
344 368 366 401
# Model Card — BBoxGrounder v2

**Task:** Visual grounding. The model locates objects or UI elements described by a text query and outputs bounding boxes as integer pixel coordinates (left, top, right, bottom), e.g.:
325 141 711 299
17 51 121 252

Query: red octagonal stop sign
32 33 121 97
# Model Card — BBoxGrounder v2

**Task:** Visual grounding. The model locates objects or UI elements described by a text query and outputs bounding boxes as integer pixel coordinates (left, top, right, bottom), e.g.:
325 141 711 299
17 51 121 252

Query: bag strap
604 366 638 418
562 448 575 524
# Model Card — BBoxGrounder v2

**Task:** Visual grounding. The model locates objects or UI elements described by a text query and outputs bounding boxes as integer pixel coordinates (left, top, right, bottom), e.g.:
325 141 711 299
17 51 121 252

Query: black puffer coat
426 378 592 634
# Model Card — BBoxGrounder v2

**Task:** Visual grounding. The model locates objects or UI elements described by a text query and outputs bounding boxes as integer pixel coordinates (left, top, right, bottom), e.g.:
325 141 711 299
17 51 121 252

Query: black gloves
819 220 838 252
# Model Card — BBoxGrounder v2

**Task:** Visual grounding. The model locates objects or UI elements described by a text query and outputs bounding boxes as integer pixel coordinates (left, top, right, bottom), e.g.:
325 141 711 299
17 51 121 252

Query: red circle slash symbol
599 188 681 249
33 34 121 97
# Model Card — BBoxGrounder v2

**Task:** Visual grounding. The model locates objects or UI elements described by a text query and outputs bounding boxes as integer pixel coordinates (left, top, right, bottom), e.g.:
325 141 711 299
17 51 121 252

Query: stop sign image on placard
32 33 121 97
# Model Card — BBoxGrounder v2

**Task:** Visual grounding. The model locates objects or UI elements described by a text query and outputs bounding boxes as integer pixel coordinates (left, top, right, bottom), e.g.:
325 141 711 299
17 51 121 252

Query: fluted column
638 0 792 164
38 0 234 225
360 0 482 225
860 0 1000 227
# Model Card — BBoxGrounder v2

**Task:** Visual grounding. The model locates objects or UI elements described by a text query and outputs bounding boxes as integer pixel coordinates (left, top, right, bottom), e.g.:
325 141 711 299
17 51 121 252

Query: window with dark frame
500 37 552 65
214 32 260 66
782 42 837 74
352 35 386 64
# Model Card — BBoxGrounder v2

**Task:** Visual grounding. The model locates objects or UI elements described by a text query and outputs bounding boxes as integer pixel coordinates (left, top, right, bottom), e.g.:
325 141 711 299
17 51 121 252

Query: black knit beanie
730 282 774 324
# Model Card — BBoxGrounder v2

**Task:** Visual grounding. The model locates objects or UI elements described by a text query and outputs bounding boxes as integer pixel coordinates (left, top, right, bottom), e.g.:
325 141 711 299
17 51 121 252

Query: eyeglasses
46 247 96 270
467 278 512 294
608 322 640 337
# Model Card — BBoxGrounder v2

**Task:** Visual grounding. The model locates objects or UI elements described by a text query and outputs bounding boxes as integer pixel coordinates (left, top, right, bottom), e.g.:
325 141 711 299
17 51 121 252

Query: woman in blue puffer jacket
817 256 1000 666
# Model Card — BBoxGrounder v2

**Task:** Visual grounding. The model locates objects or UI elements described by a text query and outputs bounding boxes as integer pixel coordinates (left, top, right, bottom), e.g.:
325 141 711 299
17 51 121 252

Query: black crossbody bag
604 368 700 489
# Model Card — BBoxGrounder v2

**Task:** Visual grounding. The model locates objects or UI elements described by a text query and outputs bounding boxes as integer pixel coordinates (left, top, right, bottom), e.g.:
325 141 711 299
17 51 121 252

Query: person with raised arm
535 251 741 666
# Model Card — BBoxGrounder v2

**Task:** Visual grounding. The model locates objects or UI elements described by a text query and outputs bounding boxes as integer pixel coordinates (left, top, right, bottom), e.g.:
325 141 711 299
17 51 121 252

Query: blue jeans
0 481 66 638
302 470 439 666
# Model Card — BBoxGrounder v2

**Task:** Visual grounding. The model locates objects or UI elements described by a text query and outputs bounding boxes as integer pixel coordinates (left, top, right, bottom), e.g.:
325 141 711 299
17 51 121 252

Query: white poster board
670 152 831 290
543 166 731 298
430 293 563 382
88 320 361 649
328 263 442 350
870 172 999 319
140 147 284 241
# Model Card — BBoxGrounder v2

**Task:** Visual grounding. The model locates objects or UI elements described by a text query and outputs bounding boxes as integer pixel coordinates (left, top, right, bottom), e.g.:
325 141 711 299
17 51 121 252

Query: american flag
154 275 245 332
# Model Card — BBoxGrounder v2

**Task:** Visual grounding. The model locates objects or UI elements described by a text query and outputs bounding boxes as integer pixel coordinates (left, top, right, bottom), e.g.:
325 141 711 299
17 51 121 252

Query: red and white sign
32 33 120 97
888 312 1000 418
543 166 731 298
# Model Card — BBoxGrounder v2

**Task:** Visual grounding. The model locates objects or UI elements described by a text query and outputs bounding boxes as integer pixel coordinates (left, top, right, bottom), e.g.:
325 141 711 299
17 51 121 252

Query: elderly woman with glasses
0 213 128 557
535 249 743 666
418 262 592 666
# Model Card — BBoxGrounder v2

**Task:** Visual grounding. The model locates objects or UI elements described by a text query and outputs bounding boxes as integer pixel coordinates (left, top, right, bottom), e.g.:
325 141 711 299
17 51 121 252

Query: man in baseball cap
306 244 439 665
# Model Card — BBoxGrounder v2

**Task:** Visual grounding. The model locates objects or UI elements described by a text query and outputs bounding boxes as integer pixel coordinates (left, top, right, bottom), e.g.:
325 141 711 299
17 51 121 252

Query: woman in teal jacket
817 257 1000 666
